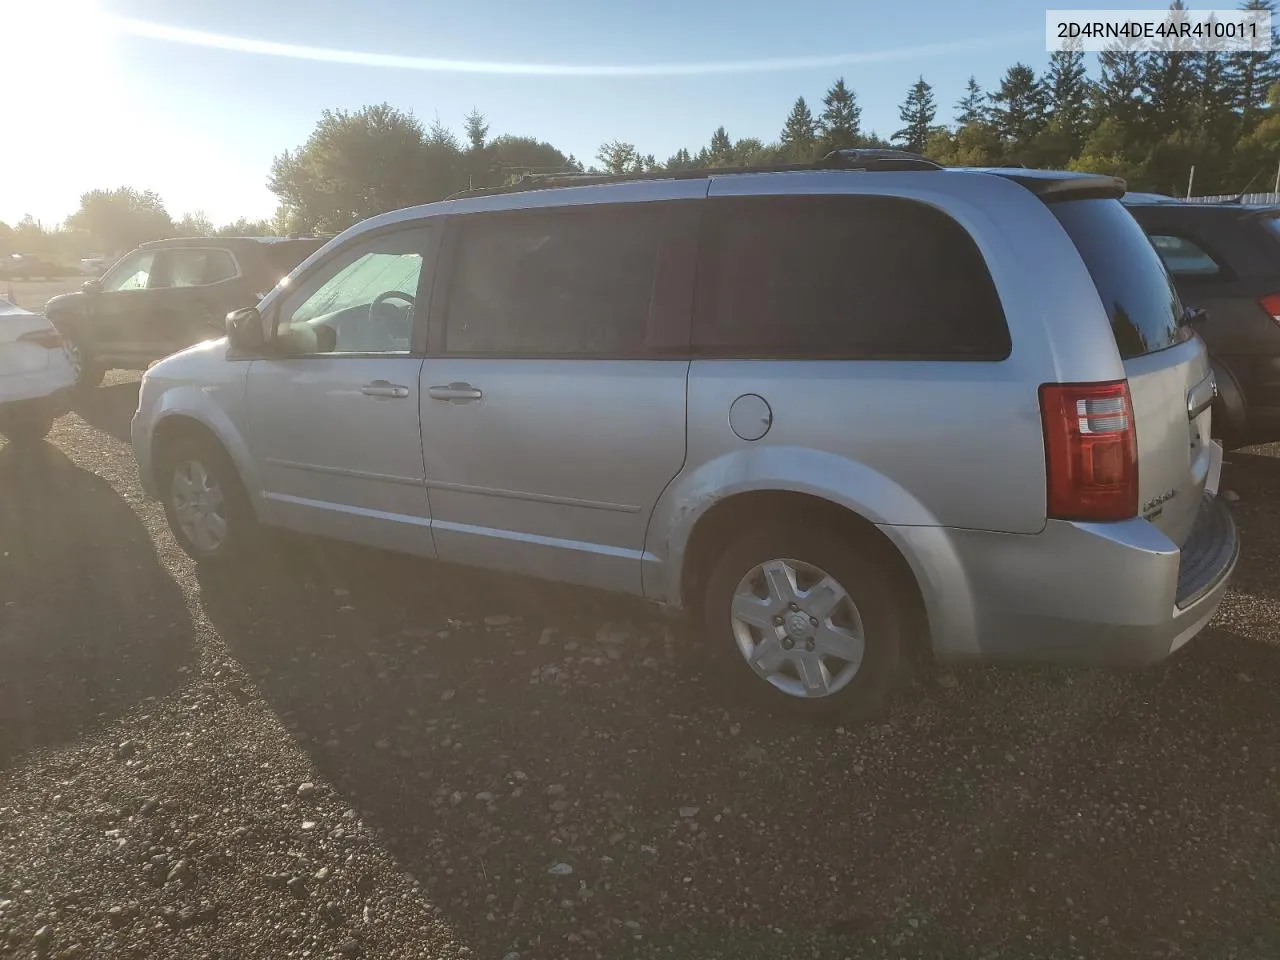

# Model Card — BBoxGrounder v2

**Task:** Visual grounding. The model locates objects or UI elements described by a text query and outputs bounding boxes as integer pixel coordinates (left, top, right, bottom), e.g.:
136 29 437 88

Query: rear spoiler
984 170 1127 203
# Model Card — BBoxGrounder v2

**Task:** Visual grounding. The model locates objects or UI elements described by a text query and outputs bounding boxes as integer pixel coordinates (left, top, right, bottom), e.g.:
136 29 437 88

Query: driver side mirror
82 279 102 295
226 306 265 351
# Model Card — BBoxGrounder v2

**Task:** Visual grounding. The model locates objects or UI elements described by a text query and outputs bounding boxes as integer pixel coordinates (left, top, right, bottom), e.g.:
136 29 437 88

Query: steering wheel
367 290 416 349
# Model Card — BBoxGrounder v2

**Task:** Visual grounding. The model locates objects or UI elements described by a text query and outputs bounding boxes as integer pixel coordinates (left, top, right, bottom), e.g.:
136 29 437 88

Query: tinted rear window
691 195 1011 360
1052 199 1183 360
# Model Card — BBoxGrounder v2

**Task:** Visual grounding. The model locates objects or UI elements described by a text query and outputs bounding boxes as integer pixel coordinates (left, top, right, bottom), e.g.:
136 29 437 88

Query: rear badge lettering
1142 488 1177 517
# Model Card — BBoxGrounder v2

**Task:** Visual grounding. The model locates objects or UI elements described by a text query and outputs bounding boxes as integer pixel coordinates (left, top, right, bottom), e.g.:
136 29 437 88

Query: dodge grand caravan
131 151 1239 721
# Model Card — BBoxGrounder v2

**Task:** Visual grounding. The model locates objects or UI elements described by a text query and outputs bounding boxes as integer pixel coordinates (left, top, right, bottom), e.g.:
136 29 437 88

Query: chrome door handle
361 380 410 399
427 382 483 402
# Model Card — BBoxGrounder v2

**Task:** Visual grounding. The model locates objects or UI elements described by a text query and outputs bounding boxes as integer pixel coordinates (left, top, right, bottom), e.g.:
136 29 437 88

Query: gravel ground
2 373 1278 960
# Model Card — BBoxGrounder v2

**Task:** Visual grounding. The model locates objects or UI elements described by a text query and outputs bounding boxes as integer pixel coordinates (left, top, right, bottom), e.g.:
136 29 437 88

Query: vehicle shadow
71 378 141 444
200 534 1280 959
0 441 194 766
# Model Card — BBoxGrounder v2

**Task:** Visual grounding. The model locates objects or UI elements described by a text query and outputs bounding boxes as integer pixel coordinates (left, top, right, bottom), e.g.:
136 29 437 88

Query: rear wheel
702 524 907 723
158 435 257 564
62 333 103 389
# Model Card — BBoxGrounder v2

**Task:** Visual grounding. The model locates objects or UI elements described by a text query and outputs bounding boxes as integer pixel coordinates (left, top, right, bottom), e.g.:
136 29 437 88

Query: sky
1 0 1060 230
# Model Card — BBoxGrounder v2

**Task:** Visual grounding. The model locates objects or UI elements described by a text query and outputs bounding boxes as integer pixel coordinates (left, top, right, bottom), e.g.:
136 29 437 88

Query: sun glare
5 0 110 84
2 0 117 223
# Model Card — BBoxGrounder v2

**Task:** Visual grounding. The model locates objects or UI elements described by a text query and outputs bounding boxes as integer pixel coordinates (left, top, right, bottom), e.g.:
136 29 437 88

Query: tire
702 524 908 723
61 332 103 390
0 412 54 445
157 434 257 564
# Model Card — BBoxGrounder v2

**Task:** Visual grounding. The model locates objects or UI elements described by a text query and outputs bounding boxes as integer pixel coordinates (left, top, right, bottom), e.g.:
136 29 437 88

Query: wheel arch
149 407 262 516
677 489 933 664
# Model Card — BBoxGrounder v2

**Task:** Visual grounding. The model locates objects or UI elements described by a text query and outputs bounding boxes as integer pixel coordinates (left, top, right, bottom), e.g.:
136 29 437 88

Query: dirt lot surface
2 375 1278 959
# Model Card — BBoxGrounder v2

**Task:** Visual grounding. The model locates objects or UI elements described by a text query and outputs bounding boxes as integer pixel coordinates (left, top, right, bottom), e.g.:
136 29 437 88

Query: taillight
1258 292 1280 327
16 328 63 350
1039 381 1138 522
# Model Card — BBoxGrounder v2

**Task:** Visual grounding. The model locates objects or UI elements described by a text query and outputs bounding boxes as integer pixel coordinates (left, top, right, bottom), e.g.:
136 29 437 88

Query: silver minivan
131 151 1239 721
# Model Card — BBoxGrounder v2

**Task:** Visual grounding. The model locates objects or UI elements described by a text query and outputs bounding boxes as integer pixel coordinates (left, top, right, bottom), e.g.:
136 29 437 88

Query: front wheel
702 525 907 723
158 435 257 564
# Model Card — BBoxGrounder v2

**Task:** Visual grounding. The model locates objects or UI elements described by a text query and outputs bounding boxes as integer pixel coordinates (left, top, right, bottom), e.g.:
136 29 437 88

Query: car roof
347 163 1122 243
137 236 326 251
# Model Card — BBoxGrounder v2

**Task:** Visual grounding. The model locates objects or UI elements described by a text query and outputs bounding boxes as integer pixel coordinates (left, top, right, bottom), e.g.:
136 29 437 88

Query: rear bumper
912 493 1238 668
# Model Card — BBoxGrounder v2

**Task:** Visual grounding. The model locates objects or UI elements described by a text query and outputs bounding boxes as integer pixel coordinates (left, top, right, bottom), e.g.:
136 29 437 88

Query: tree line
4 0 1279 260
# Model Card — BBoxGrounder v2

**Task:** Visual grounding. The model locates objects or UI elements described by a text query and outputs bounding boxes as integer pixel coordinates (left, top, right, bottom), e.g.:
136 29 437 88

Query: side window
443 203 666 356
692 195 1011 360
1148 234 1223 277
273 225 436 356
156 249 239 288
101 251 156 292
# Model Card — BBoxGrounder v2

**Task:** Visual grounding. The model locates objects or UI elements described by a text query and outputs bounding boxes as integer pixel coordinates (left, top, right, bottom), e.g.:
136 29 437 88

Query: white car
0 298 75 444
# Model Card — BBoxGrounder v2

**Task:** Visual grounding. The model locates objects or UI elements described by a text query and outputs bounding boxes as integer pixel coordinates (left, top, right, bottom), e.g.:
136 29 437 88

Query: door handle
427 382 483 402
361 380 410 399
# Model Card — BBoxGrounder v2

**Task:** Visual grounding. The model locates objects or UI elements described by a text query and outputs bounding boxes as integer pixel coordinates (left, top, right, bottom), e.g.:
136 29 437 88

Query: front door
89 248 163 363
243 222 441 556
419 199 698 595
143 246 246 358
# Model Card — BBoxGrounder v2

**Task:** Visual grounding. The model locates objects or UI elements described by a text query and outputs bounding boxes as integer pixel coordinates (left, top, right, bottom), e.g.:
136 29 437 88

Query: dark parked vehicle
45 236 326 387
1124 196 1280 447
0 254 61 280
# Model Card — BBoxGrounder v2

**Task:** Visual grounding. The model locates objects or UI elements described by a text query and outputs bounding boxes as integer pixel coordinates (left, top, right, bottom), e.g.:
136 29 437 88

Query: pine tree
780 96 818 158
1197 41 1238 147
893 77 937 153
955 76 987 126
1095 39 1145 135
1226 0 1280 124
665 147 694 170
464 108 488 151
820 77 862 150
708 126 734 165
989 63 1048 147
1140 1 1198 141
1045 42 1091 141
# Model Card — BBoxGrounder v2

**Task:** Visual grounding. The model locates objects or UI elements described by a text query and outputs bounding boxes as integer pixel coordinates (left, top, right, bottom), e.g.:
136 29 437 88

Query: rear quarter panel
644 171 1133 605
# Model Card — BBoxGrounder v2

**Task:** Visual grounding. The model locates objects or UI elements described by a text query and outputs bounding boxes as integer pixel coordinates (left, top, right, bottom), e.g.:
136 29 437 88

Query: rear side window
444 204 665 357
1148 234 1222 277
162 248 238 287
691 195 1010 360
1052 199 1183 359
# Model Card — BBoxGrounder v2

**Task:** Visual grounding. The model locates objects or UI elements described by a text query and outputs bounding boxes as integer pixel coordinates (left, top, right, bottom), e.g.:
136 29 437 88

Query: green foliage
267 103 437 234
175 211 215 238
894 77 937 154
1045 43 1090 144
955 76 987 126
780 97 818 161
1227 0 1280 123
819 78 862 151
65 187 173 254
216 217 273 237
464 108 489 151
989 63 1048 148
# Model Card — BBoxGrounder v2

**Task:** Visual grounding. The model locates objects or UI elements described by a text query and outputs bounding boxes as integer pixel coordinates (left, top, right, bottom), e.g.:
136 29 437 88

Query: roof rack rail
446 148 943 200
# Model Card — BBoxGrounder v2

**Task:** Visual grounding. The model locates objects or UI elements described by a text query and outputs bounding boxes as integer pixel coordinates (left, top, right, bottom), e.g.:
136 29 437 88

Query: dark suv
1124 196 1280 447
45 235 325 387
